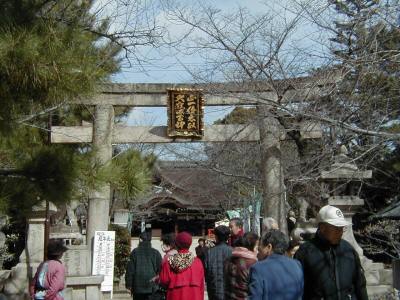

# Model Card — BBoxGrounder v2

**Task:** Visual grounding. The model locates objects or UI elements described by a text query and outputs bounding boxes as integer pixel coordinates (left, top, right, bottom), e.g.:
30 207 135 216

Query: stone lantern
320 146 394 296
320 145 372 256
1 201 57 299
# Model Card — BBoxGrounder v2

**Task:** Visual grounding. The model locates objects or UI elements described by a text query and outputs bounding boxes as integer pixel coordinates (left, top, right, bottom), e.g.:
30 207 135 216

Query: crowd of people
124 204 369 300
27 204 368 300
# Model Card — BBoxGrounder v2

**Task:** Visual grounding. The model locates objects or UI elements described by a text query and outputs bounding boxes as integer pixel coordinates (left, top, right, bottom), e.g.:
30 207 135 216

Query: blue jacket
248 254 304 300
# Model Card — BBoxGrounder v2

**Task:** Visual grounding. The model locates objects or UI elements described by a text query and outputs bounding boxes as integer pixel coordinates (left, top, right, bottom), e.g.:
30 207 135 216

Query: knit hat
175 231 192 249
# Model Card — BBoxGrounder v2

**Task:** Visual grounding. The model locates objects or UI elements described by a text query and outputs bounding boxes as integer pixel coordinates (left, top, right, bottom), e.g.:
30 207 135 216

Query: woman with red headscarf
159 231 205 300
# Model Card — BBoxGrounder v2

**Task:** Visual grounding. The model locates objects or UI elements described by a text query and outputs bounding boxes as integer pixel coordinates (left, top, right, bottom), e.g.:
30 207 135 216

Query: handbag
149 284 166 300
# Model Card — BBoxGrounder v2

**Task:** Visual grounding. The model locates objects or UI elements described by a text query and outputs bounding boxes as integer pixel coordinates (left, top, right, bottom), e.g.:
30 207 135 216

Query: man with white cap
294 205 368 300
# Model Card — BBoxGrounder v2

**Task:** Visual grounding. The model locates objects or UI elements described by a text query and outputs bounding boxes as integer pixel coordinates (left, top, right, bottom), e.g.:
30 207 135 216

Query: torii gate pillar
257 105 288 234
87 104 114 249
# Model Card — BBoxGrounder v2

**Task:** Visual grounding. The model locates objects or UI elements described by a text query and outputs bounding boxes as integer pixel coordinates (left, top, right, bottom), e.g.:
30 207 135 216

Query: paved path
113 237 208 300
111 290 209 300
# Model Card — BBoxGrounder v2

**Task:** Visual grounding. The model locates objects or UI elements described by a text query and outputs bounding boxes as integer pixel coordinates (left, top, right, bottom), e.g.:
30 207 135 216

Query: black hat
47 239 68 257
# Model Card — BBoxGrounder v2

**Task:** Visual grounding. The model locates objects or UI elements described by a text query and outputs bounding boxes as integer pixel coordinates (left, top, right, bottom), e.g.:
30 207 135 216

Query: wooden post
44 199 49 260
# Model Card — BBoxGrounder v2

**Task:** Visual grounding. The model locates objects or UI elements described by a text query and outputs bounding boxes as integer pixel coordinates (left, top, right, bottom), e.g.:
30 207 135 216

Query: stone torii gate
51 80 327 277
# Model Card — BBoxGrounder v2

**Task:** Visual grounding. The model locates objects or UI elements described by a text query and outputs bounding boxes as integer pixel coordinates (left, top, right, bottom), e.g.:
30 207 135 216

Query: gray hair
262 217 279 231
260 230 289 255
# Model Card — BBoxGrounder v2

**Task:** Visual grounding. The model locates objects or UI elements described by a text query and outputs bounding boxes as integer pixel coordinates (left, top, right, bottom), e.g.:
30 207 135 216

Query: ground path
112 237 209 300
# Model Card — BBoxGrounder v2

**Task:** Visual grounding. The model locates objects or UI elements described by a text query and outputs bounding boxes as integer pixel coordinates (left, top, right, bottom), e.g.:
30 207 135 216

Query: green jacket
125 241 162 294
294 231 368 300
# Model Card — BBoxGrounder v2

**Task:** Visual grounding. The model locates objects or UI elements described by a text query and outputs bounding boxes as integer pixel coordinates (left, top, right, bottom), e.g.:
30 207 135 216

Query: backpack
34 262 48 300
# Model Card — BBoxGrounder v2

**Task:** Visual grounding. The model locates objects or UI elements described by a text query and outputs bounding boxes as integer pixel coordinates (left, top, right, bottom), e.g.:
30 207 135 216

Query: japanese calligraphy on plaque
167 89 204 138
92 231 115 292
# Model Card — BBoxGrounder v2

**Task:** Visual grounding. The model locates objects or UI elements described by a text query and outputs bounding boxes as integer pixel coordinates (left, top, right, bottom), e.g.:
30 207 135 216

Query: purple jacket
30 260 66 300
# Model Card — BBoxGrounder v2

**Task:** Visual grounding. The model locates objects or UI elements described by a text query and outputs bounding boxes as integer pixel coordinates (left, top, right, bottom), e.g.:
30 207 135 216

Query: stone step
105 291 131 300
110 295 131 300
364 261 385 271
379 269 393 286
105 291 210 300
366 269 381 286
367 285 392 297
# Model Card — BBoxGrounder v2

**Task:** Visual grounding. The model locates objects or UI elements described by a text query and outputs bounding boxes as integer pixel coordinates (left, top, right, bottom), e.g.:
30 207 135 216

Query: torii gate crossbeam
50 79 332 274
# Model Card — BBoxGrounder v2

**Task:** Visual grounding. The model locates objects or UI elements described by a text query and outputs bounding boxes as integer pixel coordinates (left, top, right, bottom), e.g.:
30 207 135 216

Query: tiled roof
142 162 235 211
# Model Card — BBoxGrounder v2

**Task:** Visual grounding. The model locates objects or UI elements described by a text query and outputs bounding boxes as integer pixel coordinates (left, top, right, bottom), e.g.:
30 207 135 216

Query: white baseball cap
317 205 352 227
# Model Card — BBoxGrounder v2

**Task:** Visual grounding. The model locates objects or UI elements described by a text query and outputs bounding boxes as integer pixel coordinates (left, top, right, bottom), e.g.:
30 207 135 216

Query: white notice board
92 231 115 292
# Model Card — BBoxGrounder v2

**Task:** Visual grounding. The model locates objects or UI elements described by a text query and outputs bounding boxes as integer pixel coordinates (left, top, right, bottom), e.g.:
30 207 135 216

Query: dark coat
125 241 162 295
248 253 304 300
294 231 368 300
224 248 257 300
195 245 207 261
204 242 233 300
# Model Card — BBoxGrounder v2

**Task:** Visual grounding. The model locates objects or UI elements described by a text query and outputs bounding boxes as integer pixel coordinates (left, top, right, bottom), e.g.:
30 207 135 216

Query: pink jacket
29 260 66 300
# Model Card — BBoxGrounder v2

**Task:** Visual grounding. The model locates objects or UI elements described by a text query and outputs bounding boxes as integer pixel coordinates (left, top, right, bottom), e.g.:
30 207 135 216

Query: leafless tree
158 0 400 232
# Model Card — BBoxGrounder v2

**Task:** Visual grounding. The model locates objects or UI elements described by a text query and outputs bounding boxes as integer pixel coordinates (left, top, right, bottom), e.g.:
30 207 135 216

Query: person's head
175 231 192 250
262 217 279 232
139 231 151 242
214 225 231 244
286 239 300 258
257 230 289 260
229 218 243 236
317 205 351 245
235 232 259 252
47 239 68 260
198 238 205 247
160 233 176 253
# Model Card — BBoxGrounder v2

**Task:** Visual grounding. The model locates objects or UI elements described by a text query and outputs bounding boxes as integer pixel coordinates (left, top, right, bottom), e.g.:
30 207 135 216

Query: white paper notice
92 231 116 292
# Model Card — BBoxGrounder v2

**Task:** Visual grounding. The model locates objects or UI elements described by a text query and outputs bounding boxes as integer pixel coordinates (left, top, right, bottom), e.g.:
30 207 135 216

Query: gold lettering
175 102 184 110
175 121 185 129
187 94 196 106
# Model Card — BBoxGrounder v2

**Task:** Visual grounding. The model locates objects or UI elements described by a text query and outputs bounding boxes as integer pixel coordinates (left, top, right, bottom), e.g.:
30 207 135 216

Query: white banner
92 231 115 292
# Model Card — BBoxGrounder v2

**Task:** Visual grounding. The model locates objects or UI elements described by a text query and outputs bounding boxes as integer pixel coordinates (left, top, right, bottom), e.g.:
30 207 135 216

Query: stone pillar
1 214 45 298
257 105 288 234
87 105 114 266
2 202 56 299
297 197 309 222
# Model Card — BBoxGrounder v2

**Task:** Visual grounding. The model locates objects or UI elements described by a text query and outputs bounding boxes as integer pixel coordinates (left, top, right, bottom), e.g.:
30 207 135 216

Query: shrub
109 224 131 279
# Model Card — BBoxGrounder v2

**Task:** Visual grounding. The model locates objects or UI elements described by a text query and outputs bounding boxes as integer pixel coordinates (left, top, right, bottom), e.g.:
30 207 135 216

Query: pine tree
0 1 155 267
329 0 400 132
0 0 121 207
329 0 400 262
0 0 121 132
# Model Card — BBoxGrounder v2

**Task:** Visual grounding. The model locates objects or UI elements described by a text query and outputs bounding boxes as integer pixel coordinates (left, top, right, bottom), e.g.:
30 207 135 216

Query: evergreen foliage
328 0 400 132
214 107 256 125
0 0 121 132
109 150 154 204
0 219 26 270
109 224 131 279
0 1 154 269
328 0 400 260
0 0 123 215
